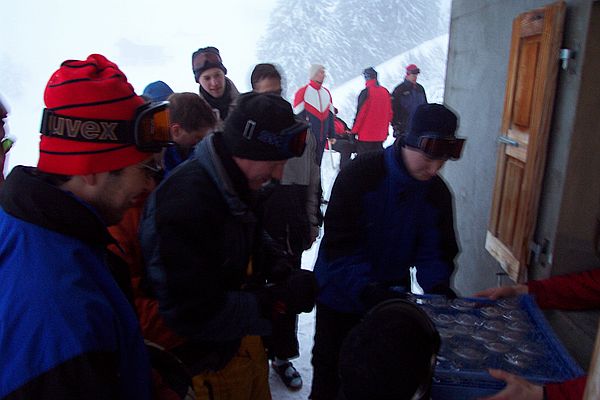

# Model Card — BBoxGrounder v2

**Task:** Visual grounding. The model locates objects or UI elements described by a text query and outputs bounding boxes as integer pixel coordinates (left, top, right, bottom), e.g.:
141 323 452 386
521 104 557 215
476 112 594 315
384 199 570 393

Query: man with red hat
391 63 428 138
0 54 172 399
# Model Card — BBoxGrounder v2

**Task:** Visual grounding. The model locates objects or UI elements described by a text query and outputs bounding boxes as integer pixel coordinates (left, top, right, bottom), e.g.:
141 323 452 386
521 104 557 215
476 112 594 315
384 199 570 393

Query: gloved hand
257 269 317 319
360 282 409 310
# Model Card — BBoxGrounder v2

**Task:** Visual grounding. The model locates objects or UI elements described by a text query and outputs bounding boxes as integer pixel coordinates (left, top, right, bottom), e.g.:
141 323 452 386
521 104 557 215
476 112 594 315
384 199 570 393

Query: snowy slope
330 34 450 130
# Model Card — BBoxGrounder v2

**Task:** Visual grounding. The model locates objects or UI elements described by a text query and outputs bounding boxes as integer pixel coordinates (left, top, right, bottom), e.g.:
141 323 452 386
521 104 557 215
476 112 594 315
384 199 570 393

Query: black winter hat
403 103 458 148
192 46 228 82
338 299 440 400
222 92 307 161
363 67 377 80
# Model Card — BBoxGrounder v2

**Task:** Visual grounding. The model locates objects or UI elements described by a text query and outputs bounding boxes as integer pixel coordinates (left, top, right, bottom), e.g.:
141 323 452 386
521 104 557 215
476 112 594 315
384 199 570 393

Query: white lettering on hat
48 114 119 141
81 121 100 139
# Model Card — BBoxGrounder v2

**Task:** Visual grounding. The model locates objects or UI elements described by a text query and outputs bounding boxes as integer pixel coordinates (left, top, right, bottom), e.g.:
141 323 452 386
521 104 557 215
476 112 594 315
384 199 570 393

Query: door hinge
529 239 551 267
559 48 575 70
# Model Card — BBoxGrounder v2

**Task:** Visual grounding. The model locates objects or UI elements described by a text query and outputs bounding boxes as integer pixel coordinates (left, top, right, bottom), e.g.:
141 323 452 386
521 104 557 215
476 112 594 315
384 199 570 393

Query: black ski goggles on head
244 118 309 159
40 101 173 153
412 134 465 160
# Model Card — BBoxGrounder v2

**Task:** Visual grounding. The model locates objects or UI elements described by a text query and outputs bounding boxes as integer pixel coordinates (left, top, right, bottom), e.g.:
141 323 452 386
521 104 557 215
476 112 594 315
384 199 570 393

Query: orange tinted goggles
40 101 173 153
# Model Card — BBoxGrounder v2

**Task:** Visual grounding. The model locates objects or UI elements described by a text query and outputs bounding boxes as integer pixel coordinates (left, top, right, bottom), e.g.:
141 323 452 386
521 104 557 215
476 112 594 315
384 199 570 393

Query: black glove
360 282 409 310
257 269 317 318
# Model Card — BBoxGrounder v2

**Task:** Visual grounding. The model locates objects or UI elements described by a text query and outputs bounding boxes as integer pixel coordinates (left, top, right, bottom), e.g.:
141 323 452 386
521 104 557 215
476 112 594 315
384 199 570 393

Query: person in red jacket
474 268 600 400
351 67 393 155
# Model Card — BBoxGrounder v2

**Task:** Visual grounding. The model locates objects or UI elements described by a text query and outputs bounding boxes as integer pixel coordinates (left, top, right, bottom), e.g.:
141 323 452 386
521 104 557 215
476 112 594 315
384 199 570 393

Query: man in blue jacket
0 54 171 399
391 64 428 138
310 103 465 400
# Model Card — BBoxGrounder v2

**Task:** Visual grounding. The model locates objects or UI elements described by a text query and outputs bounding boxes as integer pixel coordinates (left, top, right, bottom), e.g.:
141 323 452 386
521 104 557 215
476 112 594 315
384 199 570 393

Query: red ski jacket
351 79 392 142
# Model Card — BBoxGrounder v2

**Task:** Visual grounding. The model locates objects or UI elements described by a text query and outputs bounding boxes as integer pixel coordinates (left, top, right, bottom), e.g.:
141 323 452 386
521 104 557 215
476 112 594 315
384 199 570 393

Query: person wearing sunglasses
310 103 465 400
391 63 428 139
251 63 321 391
140 92 317 400
0 54 175 399
192 46 240 128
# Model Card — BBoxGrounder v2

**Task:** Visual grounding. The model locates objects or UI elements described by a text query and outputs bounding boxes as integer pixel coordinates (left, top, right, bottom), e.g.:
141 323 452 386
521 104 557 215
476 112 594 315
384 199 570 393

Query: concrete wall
443 0 595 296
550 2 600 277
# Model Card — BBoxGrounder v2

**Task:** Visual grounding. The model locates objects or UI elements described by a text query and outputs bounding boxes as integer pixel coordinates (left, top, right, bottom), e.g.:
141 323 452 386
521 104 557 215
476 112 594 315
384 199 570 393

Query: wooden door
485 1 566 283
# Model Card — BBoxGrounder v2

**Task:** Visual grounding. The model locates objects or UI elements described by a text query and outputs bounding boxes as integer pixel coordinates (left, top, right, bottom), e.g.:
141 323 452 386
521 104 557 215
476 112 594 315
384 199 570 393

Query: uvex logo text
47 114 119 141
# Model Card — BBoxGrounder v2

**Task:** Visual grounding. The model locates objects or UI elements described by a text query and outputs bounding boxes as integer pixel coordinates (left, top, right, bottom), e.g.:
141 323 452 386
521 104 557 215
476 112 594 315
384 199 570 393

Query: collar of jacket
200 78 234 119
309 80 323 90
391 140 435 188
366 79 379 88
0 166 116 247
404 77 417 88
193 133 257 219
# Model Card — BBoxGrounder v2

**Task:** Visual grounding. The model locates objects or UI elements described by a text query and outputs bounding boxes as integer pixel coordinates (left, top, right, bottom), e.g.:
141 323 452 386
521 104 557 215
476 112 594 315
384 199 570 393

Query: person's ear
170 123 183 141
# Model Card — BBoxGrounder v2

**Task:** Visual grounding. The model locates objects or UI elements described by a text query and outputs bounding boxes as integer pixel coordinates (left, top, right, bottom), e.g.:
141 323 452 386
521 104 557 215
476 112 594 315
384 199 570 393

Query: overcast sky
1 0 279 170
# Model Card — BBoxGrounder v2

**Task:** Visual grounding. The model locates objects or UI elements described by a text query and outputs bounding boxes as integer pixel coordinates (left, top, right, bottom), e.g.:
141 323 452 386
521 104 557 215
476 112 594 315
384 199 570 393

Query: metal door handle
497 136 519 147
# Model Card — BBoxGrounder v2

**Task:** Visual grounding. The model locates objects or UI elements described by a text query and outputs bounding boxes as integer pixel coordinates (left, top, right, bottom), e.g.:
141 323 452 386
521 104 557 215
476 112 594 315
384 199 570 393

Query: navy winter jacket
314 143 458 314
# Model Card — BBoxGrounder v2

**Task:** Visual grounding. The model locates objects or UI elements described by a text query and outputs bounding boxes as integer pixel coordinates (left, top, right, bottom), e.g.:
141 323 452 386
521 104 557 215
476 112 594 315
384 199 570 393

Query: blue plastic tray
407 294 585 400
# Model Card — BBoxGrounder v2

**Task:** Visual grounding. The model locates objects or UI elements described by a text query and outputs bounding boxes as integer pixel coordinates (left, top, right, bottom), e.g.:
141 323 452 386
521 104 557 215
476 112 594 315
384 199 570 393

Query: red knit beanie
38 54 150 175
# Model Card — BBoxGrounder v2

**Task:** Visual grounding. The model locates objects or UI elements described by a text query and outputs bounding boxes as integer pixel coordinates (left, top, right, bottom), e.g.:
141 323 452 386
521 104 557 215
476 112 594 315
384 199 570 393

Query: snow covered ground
268 149 340 399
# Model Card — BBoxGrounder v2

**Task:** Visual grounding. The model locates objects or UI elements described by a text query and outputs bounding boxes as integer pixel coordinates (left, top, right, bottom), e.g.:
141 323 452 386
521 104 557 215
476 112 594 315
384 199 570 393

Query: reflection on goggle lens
417 135 465 160
135 101 172 152
253 119 309 158
193 52 223 76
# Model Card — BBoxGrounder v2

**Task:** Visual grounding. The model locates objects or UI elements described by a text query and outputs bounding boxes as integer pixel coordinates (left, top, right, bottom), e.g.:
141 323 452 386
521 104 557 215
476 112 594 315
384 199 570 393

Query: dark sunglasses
40 101 173 153
140 160 164 181
415 135 465 160
243 118 309 159
409 70 420 75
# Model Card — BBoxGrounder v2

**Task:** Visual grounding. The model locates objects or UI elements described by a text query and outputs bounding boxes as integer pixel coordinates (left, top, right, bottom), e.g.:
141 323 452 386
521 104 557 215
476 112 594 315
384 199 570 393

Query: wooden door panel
498 158 525 244
513 39 539 129
486 1 566 282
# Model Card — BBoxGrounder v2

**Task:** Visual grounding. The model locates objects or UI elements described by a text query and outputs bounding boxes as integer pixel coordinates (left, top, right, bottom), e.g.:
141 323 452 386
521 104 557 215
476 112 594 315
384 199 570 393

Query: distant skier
293 64 335 166
351 67 393 155
391 64 427 138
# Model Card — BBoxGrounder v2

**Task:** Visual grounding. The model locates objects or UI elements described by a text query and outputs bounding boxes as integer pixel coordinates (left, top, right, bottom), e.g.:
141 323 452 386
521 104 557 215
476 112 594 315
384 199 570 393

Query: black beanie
192 47 228 82
222 92 304 161
404 103 458 148
339 299 440 400
363 67 377 80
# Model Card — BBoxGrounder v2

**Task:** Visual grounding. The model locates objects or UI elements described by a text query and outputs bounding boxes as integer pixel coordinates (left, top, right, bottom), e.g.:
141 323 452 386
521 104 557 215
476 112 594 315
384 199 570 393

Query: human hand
473 284 528 300
478 369 543 400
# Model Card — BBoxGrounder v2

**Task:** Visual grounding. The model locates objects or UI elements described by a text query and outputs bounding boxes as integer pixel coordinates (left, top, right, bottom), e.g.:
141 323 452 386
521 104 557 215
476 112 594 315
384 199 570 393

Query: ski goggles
192 48 226 80
40 101 173 153
243 118 309 159
410 134 465 160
